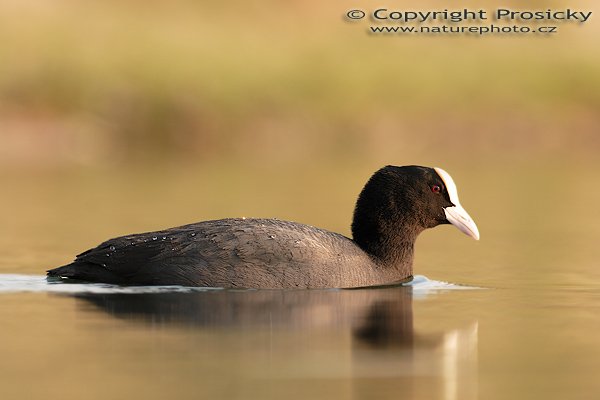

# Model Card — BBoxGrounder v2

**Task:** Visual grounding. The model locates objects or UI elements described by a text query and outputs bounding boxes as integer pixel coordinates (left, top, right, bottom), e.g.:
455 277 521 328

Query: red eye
431 185 442 194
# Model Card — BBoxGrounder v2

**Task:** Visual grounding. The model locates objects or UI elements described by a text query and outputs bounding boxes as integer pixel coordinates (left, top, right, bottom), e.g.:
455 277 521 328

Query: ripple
407 275 482 289
0 274 483 295
0 274 218 294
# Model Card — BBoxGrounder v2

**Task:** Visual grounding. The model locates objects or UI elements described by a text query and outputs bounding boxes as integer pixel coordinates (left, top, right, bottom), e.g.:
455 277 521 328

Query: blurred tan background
0 0 598 284
1 0 598 168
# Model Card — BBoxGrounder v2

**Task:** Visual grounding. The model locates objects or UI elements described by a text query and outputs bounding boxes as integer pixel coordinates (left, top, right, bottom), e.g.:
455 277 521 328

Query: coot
47 166 479 289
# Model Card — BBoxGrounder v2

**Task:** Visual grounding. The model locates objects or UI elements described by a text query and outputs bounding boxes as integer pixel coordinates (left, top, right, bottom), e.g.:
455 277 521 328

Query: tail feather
47 262 126 284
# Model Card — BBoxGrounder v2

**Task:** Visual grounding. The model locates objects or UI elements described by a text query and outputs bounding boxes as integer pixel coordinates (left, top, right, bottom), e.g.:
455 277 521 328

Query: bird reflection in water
69 286 477 400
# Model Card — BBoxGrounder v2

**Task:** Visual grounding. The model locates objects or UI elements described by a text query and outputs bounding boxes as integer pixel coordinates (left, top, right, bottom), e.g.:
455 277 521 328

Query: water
0 274 474 294
1 164 599 400
0 274 481 400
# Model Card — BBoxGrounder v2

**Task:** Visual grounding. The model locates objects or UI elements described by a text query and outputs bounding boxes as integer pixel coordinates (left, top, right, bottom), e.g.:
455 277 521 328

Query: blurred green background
1 0 598 168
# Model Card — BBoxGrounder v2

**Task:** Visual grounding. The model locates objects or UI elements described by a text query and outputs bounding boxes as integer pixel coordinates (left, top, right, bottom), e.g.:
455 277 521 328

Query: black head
352 165 479 260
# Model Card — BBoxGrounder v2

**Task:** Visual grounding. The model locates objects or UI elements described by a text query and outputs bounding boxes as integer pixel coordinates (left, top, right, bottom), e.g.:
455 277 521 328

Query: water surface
1 164 599 400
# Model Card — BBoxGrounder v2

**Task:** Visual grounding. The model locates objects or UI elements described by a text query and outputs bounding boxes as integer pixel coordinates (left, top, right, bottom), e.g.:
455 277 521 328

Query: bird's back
49 218 378 288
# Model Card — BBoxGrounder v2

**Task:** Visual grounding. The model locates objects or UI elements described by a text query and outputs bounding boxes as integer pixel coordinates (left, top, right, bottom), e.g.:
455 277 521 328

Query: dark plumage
47 165 479 289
